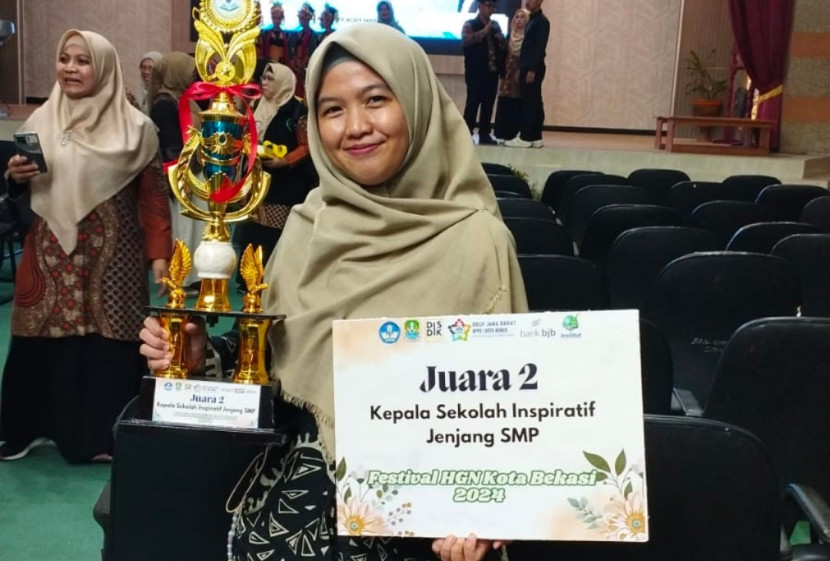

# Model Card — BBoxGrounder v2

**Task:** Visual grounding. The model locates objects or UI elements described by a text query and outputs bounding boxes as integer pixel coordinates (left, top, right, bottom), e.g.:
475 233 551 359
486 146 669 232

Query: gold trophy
145 0 282 411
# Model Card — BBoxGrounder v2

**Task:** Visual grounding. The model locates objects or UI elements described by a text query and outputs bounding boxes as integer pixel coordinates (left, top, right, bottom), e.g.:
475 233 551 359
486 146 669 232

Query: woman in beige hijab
1 30 172 463
148 52 201 289
140 23 524 560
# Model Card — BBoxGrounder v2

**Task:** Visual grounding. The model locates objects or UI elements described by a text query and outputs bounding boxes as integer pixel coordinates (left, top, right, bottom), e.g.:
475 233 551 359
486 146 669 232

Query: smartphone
13 132 48 174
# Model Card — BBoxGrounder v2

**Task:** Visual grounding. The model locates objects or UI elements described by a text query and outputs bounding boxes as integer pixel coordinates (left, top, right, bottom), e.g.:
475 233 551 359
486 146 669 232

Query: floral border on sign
334 457 415 537
567 449 647 541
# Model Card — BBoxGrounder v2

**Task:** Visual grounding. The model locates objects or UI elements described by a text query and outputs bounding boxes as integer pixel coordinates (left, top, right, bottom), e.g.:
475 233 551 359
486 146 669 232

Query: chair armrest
785 484 830 544
672 387 703 417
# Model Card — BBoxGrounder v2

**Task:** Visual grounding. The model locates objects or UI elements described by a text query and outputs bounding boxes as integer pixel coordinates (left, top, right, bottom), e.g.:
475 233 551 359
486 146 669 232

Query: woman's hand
139 315 208 374
263 156 289 170
7 154 40 183
151 258 169 296
432 535 509 561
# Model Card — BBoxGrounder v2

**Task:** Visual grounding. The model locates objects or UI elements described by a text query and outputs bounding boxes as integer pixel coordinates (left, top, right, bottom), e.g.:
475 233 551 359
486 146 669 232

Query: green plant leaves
583 451 611 474
335 458 347 482
614 449 627 476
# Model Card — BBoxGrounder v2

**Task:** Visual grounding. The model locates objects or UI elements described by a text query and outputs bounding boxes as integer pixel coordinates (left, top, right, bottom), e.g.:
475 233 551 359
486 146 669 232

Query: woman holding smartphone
1 30 171 463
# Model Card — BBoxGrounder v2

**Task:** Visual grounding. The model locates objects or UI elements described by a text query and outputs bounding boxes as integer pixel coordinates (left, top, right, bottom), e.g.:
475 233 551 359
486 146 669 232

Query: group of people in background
463 0 549 148
256 1 405 97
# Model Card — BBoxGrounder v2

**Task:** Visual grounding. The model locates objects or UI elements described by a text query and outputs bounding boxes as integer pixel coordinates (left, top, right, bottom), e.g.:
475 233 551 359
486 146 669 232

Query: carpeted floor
0 251 241 560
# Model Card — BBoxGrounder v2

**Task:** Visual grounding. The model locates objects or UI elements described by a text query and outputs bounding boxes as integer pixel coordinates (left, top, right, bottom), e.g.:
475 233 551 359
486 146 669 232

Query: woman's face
261 70 277 99
378 3 391 20
298 9 312 28
320 10 333 29
139 57 155 87
58 39 96 99
316 59 409 187
513 10 528 29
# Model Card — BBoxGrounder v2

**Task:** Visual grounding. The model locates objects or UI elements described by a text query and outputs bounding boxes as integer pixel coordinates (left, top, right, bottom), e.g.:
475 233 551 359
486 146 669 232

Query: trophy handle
224 162 272 223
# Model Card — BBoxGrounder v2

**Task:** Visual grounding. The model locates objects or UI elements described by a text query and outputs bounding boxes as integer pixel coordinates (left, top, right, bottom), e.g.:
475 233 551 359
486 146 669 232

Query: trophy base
137 375 275 432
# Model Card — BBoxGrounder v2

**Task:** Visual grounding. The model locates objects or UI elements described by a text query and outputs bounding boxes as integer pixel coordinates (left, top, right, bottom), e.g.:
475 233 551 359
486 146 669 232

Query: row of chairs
524 244 827 396
488 164 830 558
519 229 830 316
485 164 830 235
508 316 830 561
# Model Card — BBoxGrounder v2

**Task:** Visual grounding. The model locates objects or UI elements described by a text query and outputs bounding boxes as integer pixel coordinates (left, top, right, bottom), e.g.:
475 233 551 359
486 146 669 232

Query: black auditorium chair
517 254 607 312
578 205 684 265
772 234 830 317
755 184 828 221
481 162 513 175
606 226 719 310
639 318 673 415
565 185 650 247
666 180 722 217
487 173 532 199
0 140 30 304
641 252 800 413
704 317 830 559
503 217 574 256
497 198 555 221
626 168 690 205
725 221 820 253
493 190 526 199
720 174 780 202
799 196 830 233
509 415 781 561
557 174 629 223
540 169 596 210
691 200 775 247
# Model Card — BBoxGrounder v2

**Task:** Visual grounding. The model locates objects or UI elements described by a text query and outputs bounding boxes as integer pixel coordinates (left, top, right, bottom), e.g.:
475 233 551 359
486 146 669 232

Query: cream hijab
509 9 530 56
20 30 158 254
262 23 527 460
252 62 296 136
147 51 195 106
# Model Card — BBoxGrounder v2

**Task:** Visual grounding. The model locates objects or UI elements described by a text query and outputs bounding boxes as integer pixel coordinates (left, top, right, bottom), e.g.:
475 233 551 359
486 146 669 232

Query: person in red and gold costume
256 1 289 64
286 2 323 98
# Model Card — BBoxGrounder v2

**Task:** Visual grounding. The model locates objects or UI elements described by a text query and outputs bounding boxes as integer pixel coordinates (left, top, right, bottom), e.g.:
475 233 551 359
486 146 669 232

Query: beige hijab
147 52 195 106
509 9 530 55
19 30 158 254
262 23 527 460
252 62 296 136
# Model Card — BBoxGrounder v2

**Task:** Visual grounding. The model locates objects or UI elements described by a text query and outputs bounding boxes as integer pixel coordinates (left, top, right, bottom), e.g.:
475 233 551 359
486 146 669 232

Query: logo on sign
449 318 471 342
164 382 173 391
379 321 401 344
563 315 579 331
404 319 420 342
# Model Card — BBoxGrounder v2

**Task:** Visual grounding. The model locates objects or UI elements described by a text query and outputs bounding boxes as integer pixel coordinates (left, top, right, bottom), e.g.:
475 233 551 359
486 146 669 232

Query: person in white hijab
233 61 317 292
1 30 171 463
138 51 163 114
140 23 523 561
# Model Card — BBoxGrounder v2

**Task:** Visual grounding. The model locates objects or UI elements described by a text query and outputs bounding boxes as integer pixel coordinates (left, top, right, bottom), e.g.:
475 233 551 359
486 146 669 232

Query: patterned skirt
229 401 437 561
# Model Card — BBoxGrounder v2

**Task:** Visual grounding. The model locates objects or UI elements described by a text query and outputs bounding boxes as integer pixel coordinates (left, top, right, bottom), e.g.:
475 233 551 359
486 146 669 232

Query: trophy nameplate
136 375 274 431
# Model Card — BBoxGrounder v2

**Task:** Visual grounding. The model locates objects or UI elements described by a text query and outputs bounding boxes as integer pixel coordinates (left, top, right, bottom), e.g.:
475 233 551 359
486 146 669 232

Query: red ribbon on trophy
173 81 263 203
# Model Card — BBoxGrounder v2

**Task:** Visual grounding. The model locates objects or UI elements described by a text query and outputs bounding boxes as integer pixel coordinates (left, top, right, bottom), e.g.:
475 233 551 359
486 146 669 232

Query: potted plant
684 49 728 117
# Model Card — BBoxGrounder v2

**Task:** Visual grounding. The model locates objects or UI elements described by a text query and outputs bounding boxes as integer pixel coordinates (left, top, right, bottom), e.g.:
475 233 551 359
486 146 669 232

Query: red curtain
728 0 795 150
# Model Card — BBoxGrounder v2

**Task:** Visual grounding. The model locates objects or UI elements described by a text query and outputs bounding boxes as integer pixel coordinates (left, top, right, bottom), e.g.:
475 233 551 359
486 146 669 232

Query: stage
2 104 829 196
476 130 830 198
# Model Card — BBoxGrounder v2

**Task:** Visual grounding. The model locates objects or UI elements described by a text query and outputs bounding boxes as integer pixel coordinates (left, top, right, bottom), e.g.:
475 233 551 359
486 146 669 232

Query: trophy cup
138 0 282 431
